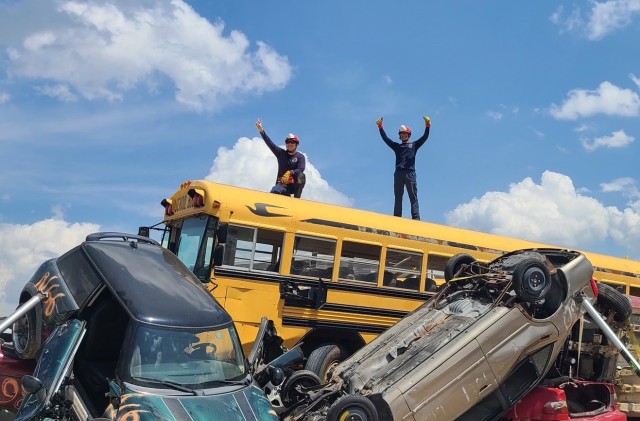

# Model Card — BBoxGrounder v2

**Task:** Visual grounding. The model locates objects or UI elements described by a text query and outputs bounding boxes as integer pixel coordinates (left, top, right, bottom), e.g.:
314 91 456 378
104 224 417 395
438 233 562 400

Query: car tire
305 344 343 383
597 283 632 322
327 394 378 421
444 253 477 282
281 370 322 408
512 258 552 302
11 307 40 360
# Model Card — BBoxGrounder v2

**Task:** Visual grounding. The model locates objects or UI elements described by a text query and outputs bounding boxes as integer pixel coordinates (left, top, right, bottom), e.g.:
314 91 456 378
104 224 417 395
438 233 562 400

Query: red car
0 339 35 415
505 378 625 420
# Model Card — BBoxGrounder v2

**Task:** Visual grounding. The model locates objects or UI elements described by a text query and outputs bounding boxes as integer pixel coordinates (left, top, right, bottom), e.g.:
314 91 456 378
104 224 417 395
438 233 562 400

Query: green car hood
112 384 277 421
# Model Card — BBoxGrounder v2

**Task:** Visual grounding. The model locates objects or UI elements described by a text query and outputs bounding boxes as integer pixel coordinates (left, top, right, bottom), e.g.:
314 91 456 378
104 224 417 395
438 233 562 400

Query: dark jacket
260 131 306 182
379 126 430 172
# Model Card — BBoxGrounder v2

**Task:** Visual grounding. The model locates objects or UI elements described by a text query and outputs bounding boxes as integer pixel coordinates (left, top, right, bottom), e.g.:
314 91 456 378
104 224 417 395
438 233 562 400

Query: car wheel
327 394 378 421
444 253 477 282
305 344 343 383
512 258 552 302
597 283 632 322
281 370 322 408
12 307 40 360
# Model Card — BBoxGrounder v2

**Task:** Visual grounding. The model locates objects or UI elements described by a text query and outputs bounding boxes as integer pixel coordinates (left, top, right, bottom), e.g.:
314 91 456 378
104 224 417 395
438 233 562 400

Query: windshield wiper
210 377 250 386
135 377 199 396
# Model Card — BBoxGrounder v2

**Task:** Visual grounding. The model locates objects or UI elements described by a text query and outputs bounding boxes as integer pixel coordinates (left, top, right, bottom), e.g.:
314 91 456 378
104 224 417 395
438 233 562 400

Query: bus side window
222 224 284 271
340 241 381 284
426 254 450 285
291 236 336 278
384 248 423 291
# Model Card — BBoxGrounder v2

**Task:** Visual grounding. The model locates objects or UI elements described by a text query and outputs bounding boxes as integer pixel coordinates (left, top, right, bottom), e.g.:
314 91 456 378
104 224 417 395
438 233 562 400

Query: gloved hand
424 116 431 128
280 170 294 185
376 117 384 129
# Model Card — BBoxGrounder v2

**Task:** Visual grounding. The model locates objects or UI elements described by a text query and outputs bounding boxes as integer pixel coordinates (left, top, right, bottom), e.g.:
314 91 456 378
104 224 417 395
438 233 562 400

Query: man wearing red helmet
376 116 431 220
256 118 306 198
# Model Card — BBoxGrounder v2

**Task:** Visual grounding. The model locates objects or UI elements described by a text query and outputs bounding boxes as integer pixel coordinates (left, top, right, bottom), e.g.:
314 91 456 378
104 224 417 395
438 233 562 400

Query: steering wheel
191 342 217 355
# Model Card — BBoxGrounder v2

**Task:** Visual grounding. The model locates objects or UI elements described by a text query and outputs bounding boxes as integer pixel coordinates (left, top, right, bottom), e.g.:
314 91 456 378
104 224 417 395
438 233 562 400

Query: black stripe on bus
316 303 409 319
282 317 390 334
214 268 432 300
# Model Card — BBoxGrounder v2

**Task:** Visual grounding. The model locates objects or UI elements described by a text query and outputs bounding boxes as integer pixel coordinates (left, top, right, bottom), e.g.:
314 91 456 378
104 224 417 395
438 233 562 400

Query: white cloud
586 0 640 40
632 73 640 89
550 1 640 40
4 0 292 111
0 216 100 315
549 81 640 120
581 129 635 151
36 84 78 102
487 111 503 120
446 171 640 256
0 93 10 104
601 177 640 198
205 136 354 207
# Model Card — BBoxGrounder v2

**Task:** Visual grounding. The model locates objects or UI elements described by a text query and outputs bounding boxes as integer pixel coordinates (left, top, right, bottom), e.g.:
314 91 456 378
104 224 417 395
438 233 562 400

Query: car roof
79 235 232 328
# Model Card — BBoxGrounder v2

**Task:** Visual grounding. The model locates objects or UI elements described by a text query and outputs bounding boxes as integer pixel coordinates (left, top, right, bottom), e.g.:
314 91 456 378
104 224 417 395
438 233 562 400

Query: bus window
223 224 284 271
176 216 209 272
630 286 640 297
291 235 336 278
340 241 381 284
426 253 450 283
384 249 423 291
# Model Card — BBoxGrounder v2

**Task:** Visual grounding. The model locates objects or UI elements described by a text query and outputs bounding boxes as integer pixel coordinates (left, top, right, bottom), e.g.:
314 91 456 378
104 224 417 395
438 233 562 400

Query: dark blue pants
394 170 420 220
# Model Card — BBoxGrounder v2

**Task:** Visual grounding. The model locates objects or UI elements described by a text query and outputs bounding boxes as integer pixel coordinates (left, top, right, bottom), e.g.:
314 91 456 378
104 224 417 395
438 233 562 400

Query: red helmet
398 125 412 136
285 133 299 144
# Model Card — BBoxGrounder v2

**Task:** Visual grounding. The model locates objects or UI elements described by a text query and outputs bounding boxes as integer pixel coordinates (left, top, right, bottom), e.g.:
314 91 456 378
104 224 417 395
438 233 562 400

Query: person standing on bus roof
256 118 306 198
377 116 431 220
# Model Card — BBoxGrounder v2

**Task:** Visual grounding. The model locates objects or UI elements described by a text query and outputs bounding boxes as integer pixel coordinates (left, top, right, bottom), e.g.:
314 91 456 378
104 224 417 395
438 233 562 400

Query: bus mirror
213 244 225 266
217 223 229 244
137 227 150 238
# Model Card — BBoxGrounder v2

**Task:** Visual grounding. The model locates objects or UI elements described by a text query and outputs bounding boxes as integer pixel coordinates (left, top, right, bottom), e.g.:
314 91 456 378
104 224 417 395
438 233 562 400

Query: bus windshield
176 216 218 280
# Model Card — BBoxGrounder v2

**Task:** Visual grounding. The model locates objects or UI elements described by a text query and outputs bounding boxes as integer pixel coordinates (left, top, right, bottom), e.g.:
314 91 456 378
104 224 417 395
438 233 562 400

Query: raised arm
256 118 281 156
376 117 396 149
413 116 431 150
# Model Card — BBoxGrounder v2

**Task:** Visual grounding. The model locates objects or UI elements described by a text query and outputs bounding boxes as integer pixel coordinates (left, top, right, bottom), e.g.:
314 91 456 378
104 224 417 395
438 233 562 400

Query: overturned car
0 232 279 421
283 248 623 421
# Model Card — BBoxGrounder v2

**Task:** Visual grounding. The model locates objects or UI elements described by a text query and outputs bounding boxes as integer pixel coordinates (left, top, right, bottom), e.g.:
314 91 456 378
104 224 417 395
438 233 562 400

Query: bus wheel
597 283 632 322
12 307 39 359
281 370 322 408
512 258 552 303
305 344 343 383
444 253 477 282
327 395 378 421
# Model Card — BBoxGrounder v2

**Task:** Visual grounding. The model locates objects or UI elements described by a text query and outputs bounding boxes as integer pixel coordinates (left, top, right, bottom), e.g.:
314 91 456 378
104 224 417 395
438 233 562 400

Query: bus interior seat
383 271 397 286
398 276 420 291
425 277 438 292
266 260 280 272
291 260 308 275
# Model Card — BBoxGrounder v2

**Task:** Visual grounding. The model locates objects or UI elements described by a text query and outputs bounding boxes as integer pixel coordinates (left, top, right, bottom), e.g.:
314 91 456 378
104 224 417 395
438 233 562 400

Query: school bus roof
164 180 640 280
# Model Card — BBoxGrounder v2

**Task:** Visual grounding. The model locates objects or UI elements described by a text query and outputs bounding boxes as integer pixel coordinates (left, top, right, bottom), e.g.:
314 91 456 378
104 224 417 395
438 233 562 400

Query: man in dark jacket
377 116 431 220
256 118 306 198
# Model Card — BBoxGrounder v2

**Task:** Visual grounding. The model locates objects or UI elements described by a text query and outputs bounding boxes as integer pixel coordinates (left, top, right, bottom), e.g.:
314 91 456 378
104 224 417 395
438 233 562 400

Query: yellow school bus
153 179 640 381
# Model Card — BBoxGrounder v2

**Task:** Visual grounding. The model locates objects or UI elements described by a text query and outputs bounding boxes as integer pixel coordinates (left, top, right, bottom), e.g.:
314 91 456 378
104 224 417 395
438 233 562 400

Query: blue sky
1 0 640 313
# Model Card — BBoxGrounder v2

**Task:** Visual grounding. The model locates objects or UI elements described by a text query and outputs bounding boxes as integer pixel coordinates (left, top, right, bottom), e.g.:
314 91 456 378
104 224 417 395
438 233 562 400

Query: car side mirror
21 375 47 403
217 223 228 244
213 244 225 266
137 227 150 237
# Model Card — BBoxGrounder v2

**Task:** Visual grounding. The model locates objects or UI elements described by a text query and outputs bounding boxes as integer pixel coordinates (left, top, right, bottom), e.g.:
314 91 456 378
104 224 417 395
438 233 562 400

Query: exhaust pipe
577 294 640 377
0 293 46 335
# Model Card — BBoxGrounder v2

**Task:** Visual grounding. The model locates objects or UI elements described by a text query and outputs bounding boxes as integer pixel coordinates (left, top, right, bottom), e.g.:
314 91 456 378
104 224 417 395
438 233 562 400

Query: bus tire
327 394 378 421
444 254 477 282
305 344 343 383
597 283 632 322
281 370 322 408
12 307 40 360
512 258 552 303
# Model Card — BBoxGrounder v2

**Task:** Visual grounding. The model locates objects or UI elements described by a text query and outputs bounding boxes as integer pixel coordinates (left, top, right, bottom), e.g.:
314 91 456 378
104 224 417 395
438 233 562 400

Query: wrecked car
0 232 279 421
504 282 633 420
283 248 604 421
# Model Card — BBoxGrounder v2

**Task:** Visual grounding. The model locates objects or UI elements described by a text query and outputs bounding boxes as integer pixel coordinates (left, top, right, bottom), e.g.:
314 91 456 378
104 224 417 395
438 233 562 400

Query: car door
15 319 86 421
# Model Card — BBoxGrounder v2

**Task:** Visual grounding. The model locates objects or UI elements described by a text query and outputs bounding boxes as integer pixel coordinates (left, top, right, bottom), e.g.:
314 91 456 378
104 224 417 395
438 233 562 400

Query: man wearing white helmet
376 116 431 220
256 118 306 198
